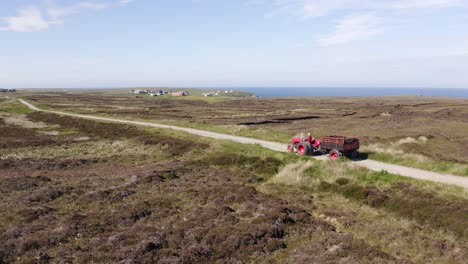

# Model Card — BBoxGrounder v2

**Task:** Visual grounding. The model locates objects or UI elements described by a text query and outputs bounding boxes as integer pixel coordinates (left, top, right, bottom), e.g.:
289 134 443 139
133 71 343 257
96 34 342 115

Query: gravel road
19 99 468 189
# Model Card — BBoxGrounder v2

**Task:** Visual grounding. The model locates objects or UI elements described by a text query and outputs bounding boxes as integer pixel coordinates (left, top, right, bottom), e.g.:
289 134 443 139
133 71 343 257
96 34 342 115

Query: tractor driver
307 132 321 148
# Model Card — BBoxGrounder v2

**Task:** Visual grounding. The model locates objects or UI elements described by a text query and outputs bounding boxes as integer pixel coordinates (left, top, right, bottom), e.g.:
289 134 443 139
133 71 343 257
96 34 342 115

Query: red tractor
287 135 359 160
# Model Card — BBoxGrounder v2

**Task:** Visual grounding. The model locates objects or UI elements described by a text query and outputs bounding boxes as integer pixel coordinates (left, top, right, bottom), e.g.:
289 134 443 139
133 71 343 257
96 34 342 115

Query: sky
1 0 468 89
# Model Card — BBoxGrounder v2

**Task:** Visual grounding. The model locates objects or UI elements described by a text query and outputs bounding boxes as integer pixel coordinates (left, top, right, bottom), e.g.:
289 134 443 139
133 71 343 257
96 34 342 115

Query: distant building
148 90 166 96
202 91 219 97
170 91 188 97
0 88 16 93
128 89 147 95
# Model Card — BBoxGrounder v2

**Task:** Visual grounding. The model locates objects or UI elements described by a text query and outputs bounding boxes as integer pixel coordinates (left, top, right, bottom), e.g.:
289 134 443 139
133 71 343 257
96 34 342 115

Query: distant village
128 89 188 97
1 88 16 93
201 90 235 97
128 89 239 97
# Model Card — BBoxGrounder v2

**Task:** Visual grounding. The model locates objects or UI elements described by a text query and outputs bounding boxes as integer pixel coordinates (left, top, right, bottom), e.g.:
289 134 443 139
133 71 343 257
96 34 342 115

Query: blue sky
1 0 468 88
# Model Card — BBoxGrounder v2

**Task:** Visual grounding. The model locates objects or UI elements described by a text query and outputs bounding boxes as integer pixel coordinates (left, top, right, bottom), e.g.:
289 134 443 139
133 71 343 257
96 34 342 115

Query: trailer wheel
329 149 340 160
297 143 311 156
287 144 294 153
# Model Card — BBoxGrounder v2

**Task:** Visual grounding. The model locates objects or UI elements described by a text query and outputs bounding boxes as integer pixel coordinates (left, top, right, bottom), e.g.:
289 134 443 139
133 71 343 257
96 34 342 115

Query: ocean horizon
233 88 468 98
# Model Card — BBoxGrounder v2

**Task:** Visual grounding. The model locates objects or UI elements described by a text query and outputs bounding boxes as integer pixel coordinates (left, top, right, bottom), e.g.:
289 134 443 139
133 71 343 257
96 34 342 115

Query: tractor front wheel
297 143 311 156
287 144 294 153
329 149 341 160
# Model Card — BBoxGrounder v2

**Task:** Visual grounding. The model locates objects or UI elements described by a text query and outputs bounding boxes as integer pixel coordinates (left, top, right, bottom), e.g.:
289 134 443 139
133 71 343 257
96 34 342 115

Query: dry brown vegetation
1 109 410 263
25 91 468 168
1 94 467 263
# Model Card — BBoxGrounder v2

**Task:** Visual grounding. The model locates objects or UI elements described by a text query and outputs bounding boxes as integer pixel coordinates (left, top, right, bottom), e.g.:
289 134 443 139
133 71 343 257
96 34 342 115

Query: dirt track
19 99 468 189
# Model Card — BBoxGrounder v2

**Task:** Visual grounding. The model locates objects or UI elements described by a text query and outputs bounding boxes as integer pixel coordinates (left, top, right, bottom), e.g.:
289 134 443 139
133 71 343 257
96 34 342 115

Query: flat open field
21 89 468 175
1 93 468 263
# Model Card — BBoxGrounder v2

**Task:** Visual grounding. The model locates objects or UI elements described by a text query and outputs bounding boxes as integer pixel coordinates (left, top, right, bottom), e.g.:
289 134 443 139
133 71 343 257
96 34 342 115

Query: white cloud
392 0 467 9
259 0 468 45
300 0 374 17
118 0 134 5
318 13 381 46
264 0 468 17
46 1 108 24
0 0 135 33
263 0 378 18
0 6 52 32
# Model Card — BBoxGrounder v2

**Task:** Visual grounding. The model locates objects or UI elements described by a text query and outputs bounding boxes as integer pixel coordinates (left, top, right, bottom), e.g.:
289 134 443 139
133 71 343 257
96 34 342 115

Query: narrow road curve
19 99 468 189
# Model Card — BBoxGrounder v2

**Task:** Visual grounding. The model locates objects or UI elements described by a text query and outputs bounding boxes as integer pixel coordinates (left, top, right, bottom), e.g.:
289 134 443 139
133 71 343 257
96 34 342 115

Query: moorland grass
21 94 467 177
0 139 166 161
266 185 468 264
367 151 468 176
260 158 468 262
2 109 467 263
0 101 33 114
36 109 466 178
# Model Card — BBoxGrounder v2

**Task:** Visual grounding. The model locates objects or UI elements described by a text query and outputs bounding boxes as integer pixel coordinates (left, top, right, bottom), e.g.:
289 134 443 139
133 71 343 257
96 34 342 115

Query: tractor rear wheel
329 149 341 160
349 150 358 160
297 142 311 156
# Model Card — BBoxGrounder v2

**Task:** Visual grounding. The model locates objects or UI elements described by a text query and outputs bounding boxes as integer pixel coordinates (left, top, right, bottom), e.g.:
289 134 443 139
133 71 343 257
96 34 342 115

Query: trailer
287 135 359 160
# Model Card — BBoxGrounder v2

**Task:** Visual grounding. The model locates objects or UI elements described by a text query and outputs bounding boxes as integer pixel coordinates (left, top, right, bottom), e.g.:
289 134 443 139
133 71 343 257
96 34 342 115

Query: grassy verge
285 159 466 199
205 141 468 262
257 157 468 262
262 184 467 264
365 150 468 177
0 101 33 114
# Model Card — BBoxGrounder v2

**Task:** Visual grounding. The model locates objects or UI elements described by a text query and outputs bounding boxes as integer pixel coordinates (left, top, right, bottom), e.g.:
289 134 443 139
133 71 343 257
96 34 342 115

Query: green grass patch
268 159 468 238
0 102 32 114
274 159 467 200
341 166 467 200
368 151 468 176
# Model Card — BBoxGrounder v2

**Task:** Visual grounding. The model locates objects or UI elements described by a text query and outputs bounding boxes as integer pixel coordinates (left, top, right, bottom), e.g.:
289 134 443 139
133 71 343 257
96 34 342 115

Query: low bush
335 178 350 186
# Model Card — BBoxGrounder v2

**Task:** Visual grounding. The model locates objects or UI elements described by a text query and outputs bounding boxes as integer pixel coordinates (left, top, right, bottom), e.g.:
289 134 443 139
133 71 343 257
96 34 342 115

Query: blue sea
233 88 468 98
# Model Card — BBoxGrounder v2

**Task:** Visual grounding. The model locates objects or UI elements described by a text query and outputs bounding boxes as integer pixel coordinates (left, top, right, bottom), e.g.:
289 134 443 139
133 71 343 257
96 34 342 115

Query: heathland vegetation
22 90 468 175
1 95 467 263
